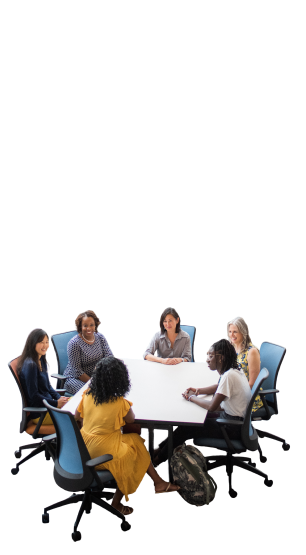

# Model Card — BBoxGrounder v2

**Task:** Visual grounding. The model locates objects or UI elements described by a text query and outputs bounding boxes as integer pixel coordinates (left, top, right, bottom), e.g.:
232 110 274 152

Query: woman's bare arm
187 392 226 412
247 348 260 388
124 407 135 424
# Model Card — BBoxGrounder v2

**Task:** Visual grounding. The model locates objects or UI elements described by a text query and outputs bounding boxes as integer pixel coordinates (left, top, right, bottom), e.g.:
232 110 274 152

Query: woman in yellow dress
75 356 179 516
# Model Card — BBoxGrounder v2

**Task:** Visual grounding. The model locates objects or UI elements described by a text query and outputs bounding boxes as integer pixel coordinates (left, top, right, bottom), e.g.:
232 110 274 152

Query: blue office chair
181 325 196 362
42 401 131 541
252 342 288 460
194 368 273 498
9 357 57 475
51 330 78 392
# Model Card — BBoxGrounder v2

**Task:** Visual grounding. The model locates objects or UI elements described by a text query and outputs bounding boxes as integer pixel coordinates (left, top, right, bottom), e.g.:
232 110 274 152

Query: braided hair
212 339 239 374
87 356 131 405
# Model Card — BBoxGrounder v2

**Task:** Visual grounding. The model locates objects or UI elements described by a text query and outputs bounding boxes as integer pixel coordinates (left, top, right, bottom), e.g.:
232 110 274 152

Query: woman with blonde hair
227 317 263 412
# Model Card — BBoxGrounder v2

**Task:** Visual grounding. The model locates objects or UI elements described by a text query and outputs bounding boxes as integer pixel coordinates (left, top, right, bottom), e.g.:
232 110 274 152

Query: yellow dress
77 392 151 501
237 343 263 412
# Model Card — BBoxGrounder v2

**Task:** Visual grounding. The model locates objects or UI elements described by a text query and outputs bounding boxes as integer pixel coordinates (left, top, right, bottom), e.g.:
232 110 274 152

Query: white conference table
64 358 217 478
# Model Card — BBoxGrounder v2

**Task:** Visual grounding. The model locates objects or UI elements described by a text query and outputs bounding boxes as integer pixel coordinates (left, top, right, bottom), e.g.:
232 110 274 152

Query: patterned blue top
64 332 113 394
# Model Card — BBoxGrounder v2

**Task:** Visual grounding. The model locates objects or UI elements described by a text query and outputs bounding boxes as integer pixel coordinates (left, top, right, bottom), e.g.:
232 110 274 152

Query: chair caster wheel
260 456 267 463
14 450 21 459
121 521 131 531
42 513 49 523
248 462 256 467
282 443 290 451
11 467 19 475
229 489 237 498
72 531 82 542
264 479 273 487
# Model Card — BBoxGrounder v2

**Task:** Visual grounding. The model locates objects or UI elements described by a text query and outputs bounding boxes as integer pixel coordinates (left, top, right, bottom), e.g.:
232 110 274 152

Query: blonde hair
227 317 252 352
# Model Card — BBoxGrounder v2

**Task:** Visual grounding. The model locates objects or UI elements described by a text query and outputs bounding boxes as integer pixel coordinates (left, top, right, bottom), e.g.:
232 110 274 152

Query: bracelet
188 395 196 401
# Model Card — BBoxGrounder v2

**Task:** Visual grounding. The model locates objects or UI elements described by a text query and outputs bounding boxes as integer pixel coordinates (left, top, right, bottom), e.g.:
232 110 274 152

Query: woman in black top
18 329 69 425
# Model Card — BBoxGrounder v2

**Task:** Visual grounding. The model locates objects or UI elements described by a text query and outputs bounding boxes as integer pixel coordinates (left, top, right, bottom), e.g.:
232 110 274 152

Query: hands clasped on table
161 358 184 365
182 387 200 400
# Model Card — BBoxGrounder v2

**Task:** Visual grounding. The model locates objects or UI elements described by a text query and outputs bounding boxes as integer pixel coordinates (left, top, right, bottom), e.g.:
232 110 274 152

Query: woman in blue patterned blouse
64 310 113 395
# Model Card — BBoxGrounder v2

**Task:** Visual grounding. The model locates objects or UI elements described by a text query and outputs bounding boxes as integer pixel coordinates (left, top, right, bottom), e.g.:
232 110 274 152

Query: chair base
11 439 56 475
43 489 131 539
256 429 290 451
205 452 273 497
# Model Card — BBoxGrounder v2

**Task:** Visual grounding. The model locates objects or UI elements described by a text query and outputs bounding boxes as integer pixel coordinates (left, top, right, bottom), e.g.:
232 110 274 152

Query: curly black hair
212 339 239 374
87 356 131 405
75 310 101 333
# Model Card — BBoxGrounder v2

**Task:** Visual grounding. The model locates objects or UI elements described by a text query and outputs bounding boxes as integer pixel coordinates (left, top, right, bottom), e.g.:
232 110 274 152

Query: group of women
17 307 262 515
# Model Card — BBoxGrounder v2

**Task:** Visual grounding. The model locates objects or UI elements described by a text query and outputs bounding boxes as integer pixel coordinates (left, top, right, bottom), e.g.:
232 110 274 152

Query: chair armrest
51 374 67 382
258 389 280 420
23 407 47 413
43 433 57 441
86 454 113 467
216 419 243 427
55 389 66 394
258 389 279 396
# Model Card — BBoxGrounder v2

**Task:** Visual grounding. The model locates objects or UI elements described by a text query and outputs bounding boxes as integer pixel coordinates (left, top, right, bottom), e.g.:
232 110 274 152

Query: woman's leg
146 461 180 492
111 488 133 515
155 425 199 465
156 417 242 464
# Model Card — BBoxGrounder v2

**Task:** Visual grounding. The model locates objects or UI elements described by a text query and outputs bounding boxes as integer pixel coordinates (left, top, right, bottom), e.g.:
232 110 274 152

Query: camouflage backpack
170 444 217 506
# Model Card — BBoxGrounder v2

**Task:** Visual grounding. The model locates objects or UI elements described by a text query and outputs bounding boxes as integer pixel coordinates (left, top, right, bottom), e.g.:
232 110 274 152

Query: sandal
155 482 180 494
116 503 134 516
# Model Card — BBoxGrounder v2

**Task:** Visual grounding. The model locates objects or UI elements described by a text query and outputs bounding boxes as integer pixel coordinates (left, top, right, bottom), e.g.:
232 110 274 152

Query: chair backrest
260 342 286 413
44 400 94 492
7 357 55 439
181 325 196 362
241 367 269 450
51 331 78 381
9 357 29 433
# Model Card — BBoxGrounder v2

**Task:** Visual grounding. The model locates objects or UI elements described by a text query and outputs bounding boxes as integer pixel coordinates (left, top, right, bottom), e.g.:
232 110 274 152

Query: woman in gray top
143 307 191 364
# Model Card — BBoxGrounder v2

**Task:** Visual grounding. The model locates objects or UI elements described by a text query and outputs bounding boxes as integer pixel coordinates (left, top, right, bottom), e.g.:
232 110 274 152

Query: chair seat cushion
193 437 245 452
26 423 55 436
92 470 115 486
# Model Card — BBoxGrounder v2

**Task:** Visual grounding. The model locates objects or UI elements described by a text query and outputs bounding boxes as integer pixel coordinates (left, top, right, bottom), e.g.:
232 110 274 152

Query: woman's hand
161 358 181 365
182 387 196 399
57 396 69 408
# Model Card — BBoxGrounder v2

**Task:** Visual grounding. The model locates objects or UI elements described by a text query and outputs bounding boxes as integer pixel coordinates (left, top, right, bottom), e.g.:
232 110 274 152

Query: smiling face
163 314 179 334
81 316 96 339
228 324 243 347
35 335 49 358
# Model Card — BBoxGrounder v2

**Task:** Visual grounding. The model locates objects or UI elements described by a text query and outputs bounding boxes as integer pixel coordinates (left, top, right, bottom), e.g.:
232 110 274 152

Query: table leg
148 427 154 458
168 425 173 482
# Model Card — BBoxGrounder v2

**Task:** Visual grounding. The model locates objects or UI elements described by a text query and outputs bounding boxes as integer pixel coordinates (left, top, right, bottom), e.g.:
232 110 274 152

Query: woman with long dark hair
18 329 69 425
153 339 252 466
75 356 179 516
